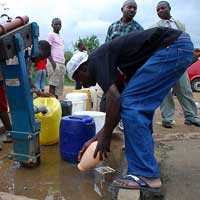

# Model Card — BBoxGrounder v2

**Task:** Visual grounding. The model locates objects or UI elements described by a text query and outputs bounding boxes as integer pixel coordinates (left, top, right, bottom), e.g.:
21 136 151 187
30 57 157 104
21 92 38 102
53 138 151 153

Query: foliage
64 50 73 63
74 35 100 53
64 50 75 85
61 35 100 86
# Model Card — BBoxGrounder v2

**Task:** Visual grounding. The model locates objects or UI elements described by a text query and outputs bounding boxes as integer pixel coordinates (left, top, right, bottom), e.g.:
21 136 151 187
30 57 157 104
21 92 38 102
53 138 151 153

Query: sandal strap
121 175 149 187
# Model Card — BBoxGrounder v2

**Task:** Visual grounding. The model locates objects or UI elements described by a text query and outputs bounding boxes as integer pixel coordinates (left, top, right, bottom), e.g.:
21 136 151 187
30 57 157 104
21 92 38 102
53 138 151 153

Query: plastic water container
34 97 62 145
74 111 105 133
73 89 92 111
90 85 103 111
60 115 95 163
60 100 72 117
89 87 98 111
65 93 87 114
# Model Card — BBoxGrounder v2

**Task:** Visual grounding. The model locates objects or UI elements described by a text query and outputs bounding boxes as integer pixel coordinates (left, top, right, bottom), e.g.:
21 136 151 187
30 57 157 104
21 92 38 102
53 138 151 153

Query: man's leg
46 61 59 98
117 36 193 188
0 82 12 142
0 111 12 144
160 90 175 128
173 71 200 126
49 85 57 98
0 112 11 131
54 63 65 98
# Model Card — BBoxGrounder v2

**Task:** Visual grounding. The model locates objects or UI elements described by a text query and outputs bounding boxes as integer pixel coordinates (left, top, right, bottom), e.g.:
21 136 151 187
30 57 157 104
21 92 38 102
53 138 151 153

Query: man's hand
51 60 56 70
78 137 97 161
94 129 112 160
78 128 112 161
36 91 55 97
78 83 120 162
48 56 57 70
32 89 55 98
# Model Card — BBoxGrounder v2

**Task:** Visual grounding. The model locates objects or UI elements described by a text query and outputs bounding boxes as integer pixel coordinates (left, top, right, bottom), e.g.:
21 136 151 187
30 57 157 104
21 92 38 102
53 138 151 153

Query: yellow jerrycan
34 97 62 145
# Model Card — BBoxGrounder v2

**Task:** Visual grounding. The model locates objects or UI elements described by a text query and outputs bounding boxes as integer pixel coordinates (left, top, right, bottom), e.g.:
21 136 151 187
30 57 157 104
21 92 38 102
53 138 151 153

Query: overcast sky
1 0 199 49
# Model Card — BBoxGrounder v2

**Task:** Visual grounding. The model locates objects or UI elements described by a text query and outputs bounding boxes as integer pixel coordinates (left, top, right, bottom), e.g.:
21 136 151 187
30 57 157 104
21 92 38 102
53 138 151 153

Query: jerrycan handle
68 115 92 123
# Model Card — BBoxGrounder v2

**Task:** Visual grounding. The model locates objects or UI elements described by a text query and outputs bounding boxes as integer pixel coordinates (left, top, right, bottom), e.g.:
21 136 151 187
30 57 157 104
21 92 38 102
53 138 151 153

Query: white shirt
163 17 178 30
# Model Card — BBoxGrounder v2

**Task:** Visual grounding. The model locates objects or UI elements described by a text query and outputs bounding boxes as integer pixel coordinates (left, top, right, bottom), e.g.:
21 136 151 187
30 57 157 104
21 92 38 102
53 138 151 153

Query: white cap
66 51 88 81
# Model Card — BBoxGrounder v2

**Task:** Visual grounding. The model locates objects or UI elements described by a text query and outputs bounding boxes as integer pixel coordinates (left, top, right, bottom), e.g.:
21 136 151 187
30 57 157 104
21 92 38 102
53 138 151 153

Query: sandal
112 174 161 192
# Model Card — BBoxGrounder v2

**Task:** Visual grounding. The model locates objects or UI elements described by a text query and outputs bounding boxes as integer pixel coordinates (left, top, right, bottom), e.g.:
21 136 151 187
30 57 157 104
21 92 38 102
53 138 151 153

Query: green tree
74 35 100 53
64 50 74 85
64 50 73 63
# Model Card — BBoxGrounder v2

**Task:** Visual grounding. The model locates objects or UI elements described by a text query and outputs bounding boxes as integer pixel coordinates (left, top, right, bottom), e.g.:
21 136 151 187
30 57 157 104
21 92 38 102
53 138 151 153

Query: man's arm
48 55 56 70
94 83 121 159
47 33 56 70
103 83 121 134
78 83 121 160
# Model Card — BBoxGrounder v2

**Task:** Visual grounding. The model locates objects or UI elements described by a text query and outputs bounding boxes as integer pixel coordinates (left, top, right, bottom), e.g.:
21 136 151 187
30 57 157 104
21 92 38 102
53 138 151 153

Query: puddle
0 133 125 200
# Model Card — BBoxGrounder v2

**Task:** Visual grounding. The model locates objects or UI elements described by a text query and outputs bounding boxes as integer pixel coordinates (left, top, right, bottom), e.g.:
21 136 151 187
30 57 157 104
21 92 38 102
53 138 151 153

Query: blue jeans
35 70 46 91
121 34 194 178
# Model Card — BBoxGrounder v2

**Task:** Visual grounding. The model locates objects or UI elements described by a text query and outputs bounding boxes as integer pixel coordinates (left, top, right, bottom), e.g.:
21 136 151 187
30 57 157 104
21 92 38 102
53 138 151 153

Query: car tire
191 78 200 92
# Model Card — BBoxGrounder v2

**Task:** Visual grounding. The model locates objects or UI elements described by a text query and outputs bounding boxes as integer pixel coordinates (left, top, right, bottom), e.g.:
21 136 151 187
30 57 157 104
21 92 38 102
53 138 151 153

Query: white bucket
65 93 87 114
74 111 106 133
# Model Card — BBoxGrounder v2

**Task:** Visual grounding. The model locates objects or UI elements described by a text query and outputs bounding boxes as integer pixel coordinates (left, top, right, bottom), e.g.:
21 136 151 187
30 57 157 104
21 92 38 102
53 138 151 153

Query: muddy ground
0 87 200 200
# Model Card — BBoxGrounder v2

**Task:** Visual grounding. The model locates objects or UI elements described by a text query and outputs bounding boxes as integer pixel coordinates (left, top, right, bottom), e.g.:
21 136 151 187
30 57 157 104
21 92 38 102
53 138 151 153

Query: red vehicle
187 60 200 92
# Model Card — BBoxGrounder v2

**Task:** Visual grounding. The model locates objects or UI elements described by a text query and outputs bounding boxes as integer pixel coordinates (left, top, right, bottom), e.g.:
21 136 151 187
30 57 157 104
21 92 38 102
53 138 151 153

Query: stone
0 192 37 200
117 189 140 200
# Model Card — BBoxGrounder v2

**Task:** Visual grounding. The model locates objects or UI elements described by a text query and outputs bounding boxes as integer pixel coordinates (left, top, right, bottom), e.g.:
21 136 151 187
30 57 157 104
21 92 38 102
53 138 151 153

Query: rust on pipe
0 16 29 36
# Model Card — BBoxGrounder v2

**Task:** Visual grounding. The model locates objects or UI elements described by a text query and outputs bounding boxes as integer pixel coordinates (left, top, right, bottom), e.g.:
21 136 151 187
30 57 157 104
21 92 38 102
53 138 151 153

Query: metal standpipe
0 17 43 167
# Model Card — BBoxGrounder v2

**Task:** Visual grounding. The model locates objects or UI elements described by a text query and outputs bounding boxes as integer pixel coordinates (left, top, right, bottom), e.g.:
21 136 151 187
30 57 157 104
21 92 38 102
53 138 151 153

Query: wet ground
0 130 126 200
0 89 200 200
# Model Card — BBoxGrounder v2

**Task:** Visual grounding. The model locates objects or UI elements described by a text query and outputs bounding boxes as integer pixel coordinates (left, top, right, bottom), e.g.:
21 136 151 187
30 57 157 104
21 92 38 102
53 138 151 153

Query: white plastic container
90 85 103 111
65 93 87 114
74 111 106 133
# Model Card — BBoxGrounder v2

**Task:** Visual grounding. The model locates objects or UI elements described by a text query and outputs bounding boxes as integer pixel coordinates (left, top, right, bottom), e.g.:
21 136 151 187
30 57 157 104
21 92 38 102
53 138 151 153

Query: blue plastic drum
60 115 96 163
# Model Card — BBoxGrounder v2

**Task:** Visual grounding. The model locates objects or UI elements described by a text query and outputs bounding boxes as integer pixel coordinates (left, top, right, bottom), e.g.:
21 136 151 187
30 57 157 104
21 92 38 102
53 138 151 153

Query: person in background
74 41 89 89
0 74 12 144
152 1 200 128
67 27 193 191
47 18 65 98
0 40 51 146
29 40 51 93
35 58 47 92
192 48 200 63
105 0 143 42
103 0 144 130
0 15 12 145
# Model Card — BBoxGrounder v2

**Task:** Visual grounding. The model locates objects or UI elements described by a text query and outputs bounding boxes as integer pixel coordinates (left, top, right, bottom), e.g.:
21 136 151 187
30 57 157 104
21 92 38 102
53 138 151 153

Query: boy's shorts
46 60 65 96
0 81 8 112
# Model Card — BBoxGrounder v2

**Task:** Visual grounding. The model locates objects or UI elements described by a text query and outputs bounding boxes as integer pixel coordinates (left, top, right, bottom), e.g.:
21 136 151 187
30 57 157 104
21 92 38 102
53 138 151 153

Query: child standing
47 18 65 98
35 59 47 92
0 40 51 146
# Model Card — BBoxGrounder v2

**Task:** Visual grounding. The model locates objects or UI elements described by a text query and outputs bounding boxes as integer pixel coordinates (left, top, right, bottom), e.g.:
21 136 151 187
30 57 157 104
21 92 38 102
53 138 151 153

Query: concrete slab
117 189 140 200
0 192 37 200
